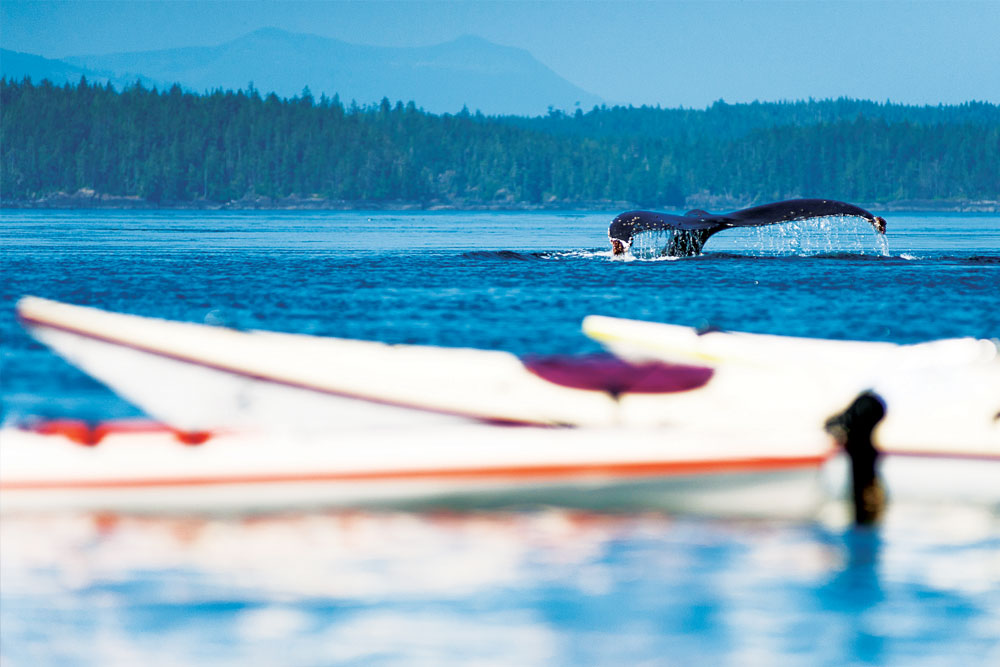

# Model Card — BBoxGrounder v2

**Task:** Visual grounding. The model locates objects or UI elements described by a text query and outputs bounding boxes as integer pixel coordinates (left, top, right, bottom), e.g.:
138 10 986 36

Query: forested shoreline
2 77 998 211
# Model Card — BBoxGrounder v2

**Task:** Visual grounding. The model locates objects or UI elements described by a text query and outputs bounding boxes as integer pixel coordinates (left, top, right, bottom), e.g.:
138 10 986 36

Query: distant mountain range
0 49 159 92
1 28 602 116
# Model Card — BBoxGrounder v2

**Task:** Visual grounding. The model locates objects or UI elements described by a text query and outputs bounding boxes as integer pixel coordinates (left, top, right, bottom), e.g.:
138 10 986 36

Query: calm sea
1 210 999 665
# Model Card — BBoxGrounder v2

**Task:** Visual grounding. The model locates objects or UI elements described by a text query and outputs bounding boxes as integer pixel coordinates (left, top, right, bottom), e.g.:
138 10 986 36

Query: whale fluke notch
609 198 887 257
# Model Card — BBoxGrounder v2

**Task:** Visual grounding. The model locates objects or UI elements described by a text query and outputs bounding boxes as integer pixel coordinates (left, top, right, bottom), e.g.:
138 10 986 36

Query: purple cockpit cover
522 354 713 395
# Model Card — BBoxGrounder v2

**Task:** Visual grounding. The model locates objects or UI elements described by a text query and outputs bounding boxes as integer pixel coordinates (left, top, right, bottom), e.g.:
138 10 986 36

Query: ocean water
1 210 999 665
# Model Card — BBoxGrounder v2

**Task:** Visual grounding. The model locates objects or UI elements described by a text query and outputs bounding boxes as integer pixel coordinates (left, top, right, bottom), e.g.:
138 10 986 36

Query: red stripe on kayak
1 454 829 491
16 313 549 427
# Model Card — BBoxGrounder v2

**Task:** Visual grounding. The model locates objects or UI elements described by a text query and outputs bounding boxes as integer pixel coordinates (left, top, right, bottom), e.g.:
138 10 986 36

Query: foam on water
539 248 615 260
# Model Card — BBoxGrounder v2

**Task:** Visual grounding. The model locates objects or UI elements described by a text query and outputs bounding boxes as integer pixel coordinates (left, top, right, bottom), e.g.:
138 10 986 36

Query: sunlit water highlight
1 209 999 665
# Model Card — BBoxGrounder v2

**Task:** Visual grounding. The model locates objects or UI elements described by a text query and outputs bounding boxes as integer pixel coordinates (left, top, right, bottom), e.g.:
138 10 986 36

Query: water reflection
2 509 996 665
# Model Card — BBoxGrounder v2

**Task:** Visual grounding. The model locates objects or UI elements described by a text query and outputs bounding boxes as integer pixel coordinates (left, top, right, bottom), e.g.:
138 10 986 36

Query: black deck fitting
825 391 888 526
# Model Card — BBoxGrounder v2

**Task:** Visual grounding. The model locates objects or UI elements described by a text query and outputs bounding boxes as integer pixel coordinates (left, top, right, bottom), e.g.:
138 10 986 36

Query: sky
2 0 999 108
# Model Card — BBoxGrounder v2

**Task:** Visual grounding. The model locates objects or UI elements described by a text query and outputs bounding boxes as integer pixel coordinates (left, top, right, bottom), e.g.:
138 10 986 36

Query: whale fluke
609 198 887 257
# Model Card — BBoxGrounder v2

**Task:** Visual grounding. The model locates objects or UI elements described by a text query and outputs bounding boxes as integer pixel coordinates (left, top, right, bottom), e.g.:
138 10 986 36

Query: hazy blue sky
3 1 998 107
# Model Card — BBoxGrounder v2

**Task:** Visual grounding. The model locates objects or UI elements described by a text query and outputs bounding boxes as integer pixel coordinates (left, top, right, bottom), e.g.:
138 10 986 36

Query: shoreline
2 192 998 213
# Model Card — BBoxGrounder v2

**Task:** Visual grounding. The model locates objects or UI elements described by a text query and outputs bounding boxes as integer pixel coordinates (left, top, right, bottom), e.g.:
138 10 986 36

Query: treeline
503 98 1000 142
1 77 997 208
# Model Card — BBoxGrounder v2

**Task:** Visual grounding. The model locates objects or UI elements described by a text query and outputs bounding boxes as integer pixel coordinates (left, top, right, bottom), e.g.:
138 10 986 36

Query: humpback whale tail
609 198 887 257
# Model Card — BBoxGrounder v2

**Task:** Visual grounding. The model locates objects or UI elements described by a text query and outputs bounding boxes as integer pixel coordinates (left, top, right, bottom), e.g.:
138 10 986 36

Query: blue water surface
1 210 998 665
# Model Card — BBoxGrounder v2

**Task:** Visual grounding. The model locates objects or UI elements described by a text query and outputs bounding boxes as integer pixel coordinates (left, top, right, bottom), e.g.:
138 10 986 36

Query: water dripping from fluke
739 216 890 257
623 216 890 259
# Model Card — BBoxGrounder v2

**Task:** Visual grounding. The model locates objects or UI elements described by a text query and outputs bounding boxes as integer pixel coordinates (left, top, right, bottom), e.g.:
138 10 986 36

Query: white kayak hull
582 315 1000 453
4 424 996 516
23 297 999 451
17 297 717 433
0 423 835 518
